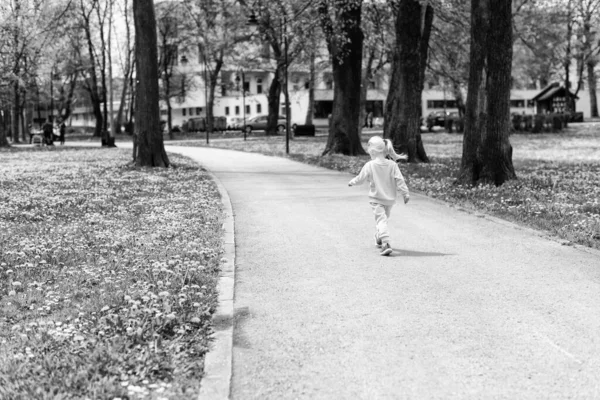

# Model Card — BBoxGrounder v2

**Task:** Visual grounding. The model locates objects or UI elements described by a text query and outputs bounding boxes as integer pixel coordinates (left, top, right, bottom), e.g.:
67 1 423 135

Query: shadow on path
391 248 453 257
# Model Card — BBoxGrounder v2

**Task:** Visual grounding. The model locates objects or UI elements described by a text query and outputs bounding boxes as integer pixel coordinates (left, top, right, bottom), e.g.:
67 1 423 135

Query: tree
184 0 253 134
359 1 393 132
458 0 516 186
318 0 365 156
133 0 169 167
428 0 469 116
383 0 433 162
156 2 191 139
114 0 135 133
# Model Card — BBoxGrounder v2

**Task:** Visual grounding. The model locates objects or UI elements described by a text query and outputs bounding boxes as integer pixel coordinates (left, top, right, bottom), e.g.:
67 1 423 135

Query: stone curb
198 170 236 400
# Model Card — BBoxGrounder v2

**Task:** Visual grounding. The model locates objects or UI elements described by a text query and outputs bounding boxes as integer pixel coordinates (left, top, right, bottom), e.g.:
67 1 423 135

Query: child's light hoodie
349 159 409 206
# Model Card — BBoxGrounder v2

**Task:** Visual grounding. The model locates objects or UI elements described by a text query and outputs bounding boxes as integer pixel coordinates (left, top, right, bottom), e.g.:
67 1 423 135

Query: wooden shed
531 82 578 114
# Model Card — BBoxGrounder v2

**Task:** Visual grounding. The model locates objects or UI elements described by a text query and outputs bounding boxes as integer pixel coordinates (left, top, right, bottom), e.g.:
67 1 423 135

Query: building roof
532 82 578 101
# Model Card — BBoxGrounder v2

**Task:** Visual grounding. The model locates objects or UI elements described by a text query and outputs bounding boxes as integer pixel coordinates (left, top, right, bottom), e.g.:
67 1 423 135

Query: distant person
367 111 374 128
59 121 66 145
348 136 409 256
42 117 54 146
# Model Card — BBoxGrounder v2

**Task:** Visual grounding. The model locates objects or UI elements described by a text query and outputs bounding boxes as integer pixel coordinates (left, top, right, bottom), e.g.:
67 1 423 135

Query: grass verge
0 147 224 399
177 128 600 251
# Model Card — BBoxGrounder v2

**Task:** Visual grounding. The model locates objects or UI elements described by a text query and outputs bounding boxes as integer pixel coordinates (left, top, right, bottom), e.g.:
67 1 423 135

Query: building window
243 81 250 93
160 109 167 116
510 100 525 108
245 105 251 114
257 104 262 114
369 79 377 89
225 106 230 115
182 108 186 116
257 78 263 94
426 100 457 109
235 106 240 115
527 100 535 108
221 84 227 96
189 108 194 115
196 107 202 114
304 81 310 89
326 79 333 90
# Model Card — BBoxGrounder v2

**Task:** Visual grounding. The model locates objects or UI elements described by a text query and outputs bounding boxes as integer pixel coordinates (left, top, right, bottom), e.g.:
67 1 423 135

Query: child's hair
367 136 407 161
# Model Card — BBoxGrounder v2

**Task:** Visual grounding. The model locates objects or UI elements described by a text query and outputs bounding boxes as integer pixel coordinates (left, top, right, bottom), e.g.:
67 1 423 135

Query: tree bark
12 82 21 143
383 0 433 162
319 0 366 156
305 45 316 125
266 66 283 136
457 0 488 184
0 109 8 147
360 48 376 133
587 60 599 118
477 0 516 186
133 0 169 167
205 58 223 134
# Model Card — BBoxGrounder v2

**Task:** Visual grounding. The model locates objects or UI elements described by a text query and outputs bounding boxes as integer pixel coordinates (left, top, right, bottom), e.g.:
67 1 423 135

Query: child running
348 136 410 256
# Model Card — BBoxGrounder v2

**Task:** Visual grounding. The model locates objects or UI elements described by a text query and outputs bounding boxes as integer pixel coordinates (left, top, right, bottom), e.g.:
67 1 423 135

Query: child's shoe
380 243 392 256
375 233 382 247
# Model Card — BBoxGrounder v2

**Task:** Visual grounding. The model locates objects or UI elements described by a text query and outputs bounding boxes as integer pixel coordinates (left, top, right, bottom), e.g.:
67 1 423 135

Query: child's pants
370 202 393 244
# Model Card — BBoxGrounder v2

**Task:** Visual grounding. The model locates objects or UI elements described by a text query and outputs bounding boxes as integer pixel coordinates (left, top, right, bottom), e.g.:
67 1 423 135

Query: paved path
165 145 600 400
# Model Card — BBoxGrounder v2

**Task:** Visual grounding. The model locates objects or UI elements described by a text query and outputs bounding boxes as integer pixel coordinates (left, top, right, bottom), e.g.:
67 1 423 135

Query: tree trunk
457 0 488 184
360 48 376 133
12 82 20 143
383 0 433 162
266 66 283 136
564 0 574 112
0 108 9 147
477 0 516 186
305 46 316 125
133 0 169 167
588 60 599 118
205 59 222 133
319 0 366 156
115 67 132 131
165 77 173 140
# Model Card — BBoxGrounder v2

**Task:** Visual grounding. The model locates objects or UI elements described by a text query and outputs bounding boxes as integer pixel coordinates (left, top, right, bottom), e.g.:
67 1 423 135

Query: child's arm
348 164 370 186
394 165 410 203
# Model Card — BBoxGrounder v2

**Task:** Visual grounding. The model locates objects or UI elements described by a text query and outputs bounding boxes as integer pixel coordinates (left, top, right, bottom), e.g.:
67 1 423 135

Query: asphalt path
165 145 600 400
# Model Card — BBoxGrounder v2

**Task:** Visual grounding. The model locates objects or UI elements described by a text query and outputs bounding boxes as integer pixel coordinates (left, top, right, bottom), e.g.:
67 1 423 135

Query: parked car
426 111 448 131
226 116 244 130
244 115 287 133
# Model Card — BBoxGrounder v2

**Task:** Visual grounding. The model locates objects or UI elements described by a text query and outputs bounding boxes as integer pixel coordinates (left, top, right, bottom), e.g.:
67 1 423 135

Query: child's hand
404 195 410 204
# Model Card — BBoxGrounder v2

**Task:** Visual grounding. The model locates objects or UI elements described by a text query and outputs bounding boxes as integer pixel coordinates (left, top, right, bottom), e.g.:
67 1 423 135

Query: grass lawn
0 147 224 399
175 123 600 251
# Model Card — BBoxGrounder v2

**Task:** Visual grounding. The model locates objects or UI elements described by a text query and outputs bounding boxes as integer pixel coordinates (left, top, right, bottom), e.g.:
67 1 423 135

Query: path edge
198 170 236 400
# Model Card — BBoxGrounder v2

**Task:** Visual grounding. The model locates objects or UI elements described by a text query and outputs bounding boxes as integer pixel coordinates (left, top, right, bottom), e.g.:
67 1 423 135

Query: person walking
348 136 410 256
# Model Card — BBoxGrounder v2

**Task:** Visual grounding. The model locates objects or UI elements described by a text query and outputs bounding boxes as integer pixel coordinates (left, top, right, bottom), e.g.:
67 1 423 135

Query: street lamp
235 70 247 141
247 11 290 154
